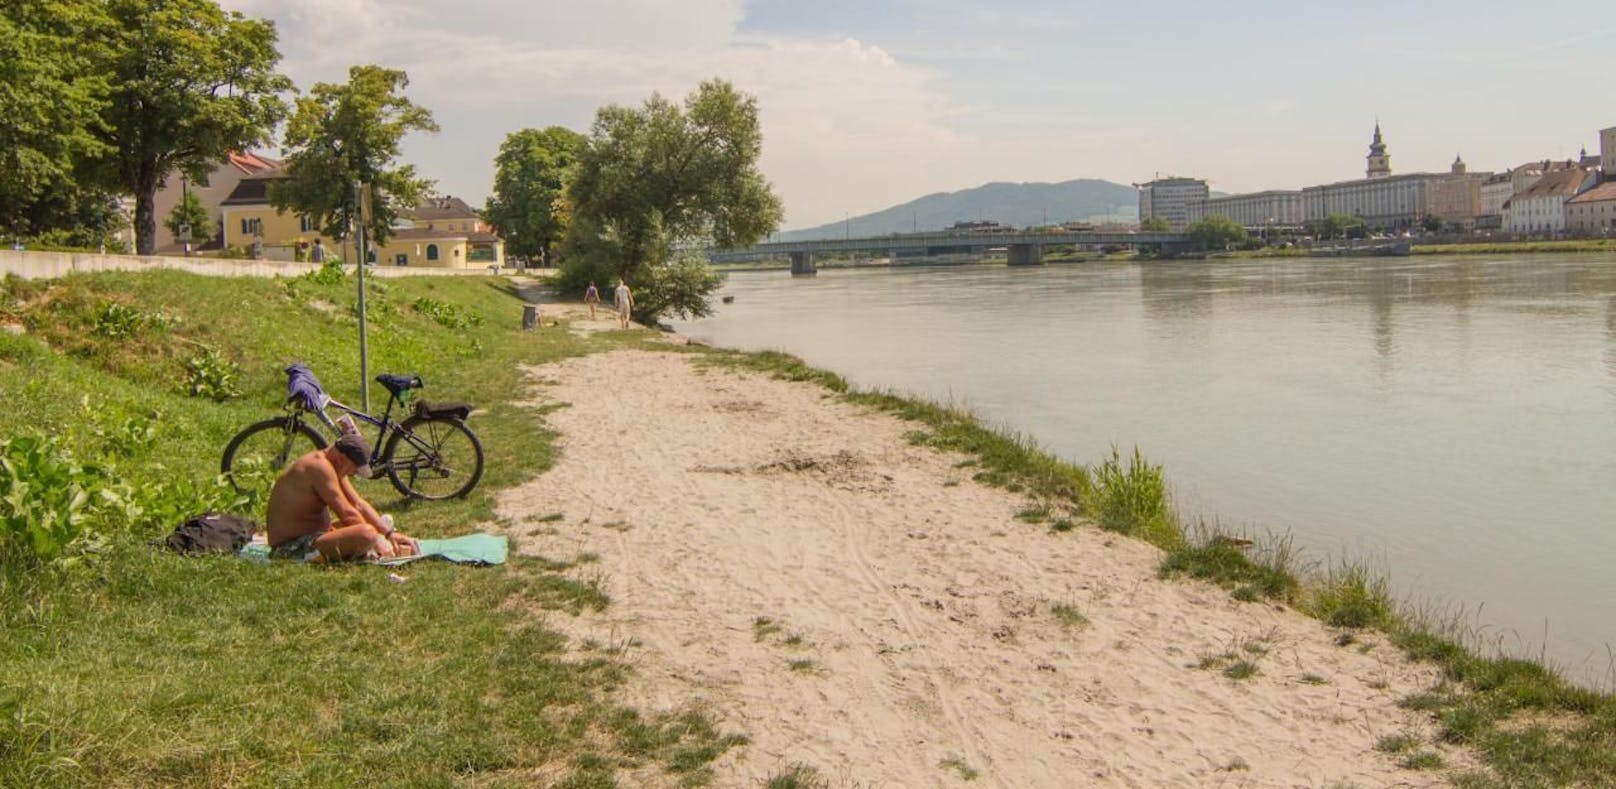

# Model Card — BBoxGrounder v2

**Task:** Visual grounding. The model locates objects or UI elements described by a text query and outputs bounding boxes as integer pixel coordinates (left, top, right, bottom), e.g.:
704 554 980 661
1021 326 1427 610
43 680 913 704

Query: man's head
330 433 372 478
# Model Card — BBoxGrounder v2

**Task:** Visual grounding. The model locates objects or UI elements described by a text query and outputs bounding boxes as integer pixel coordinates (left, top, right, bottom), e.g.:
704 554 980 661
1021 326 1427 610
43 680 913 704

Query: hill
776 178 1139 241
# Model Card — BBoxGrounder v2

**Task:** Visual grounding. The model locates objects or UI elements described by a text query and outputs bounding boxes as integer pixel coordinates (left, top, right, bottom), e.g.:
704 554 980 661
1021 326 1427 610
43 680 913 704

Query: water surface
678 255 1616 687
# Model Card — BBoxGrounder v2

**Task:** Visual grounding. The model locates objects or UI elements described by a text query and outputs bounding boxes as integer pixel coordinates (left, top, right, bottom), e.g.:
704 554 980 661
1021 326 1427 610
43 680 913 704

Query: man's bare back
267 439 418 562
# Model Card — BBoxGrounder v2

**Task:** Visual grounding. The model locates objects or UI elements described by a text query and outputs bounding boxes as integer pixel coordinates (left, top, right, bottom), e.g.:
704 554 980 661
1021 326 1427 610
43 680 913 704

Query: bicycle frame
290 386 445 475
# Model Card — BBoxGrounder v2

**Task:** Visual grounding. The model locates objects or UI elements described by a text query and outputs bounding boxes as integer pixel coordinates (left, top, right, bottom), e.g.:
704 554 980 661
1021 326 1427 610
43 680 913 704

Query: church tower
1366 122 1392 179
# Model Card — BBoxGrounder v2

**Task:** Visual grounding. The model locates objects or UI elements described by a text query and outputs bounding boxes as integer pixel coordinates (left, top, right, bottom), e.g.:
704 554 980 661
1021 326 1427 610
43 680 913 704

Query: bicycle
221 364 485 501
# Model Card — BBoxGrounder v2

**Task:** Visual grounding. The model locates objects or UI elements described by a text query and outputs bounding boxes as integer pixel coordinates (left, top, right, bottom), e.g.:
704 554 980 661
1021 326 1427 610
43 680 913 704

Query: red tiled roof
1515 167 1588 200
1568 181 1616 204
227 151 282 175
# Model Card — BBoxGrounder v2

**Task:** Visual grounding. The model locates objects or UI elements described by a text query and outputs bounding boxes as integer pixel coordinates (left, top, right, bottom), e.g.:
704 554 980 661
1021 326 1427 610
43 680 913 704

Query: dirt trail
498 345 1464 787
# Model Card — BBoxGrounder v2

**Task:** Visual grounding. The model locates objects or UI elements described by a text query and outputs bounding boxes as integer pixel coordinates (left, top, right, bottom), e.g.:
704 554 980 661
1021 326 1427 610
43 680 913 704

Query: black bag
415 400 472 421
165 512 260 555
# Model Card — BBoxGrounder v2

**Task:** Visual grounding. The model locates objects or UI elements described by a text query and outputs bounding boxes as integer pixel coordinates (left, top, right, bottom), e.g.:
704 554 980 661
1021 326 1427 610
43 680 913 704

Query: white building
1301 173 1440 227
1502 165 1593 234
1136 177 1208 231
1203 190 1305 228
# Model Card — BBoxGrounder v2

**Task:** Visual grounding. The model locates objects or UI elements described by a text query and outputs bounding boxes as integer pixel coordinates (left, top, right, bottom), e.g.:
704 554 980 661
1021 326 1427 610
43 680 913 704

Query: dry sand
498 310 1467 787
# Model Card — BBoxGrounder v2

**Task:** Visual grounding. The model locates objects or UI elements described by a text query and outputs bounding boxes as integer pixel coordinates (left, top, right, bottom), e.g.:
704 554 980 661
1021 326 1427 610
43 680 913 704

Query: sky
219 0 1615 230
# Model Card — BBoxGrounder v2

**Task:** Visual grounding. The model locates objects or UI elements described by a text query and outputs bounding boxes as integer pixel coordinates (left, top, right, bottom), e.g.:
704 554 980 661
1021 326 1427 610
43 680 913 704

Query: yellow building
219 171 504 268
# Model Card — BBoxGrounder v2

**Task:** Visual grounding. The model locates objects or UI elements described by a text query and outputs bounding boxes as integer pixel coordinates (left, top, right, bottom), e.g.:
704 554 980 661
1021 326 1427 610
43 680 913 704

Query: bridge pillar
789 251 816 276
1007 243 1044 266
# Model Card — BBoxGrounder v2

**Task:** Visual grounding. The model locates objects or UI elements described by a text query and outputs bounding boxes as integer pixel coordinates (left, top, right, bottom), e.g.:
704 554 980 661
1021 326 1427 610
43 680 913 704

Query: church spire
1366 121 1391 178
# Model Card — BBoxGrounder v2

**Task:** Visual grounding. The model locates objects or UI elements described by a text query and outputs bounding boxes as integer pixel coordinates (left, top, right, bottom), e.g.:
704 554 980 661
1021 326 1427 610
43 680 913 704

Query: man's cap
333 433 373 478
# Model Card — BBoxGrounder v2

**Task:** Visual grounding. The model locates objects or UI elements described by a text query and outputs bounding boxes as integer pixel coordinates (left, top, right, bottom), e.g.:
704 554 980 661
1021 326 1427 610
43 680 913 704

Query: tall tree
271 65 438 249
164 190 215 249
87 0 291 255
484 126 584 267
1186 215 1248 250
1139 217 1172 232
0 0 109 238
562 79 782 320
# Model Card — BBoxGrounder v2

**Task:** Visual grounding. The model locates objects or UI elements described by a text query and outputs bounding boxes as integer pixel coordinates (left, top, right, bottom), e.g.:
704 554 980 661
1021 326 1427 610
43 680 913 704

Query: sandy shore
498 308 1467 787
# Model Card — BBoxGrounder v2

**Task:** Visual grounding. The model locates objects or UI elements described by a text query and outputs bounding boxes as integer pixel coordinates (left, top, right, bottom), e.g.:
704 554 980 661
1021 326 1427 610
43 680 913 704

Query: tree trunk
133 173 159 256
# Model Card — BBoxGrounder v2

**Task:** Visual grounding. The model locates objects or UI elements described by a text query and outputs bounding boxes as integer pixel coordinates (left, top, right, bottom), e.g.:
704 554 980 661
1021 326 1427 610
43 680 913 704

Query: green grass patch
1159 528 1299 603
0 270 742 784
1051 603 1088 629
765 763 830 789
1413 239 1616 255
1301 562 1396 629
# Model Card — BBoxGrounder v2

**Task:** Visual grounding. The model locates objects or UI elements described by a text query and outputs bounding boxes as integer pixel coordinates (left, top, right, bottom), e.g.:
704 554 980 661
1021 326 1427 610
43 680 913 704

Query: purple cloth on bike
285 363 327 410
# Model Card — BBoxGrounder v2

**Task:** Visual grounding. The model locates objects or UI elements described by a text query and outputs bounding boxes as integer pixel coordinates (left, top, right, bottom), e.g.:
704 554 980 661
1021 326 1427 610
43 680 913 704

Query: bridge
711 229 1194 274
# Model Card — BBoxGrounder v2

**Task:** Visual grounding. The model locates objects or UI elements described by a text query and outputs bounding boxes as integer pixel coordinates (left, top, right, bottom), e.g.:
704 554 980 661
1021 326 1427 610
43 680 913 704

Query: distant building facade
151 152 281 253
1202 190 1304 228
1502 165 1593 234
1566 181 1616 233
1136 177 1208 231
220 169 503 267
1602 127 1616 174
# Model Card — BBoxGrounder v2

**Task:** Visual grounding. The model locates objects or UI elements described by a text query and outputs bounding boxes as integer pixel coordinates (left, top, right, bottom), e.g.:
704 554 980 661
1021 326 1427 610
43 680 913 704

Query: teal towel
377 533 508 566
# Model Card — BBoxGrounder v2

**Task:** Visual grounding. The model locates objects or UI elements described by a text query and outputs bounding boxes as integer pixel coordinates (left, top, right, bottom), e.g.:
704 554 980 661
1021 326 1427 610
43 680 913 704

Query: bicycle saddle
376 373 424 397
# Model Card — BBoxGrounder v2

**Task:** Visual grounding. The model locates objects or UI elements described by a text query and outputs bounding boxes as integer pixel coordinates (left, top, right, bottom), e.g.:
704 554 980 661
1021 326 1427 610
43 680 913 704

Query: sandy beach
497 307 1468 787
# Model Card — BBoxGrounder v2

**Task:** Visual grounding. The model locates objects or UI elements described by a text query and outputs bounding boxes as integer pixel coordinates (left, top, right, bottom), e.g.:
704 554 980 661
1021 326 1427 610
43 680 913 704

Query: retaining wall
0 250 498 280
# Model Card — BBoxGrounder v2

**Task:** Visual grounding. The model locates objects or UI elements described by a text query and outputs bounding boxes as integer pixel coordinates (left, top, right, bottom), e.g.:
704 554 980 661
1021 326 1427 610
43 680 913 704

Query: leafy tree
1310 213 1365 240
1186 215 1248 250
86 0 291 255
484 127 584 267
0 0 110 238
164 190 215 248
1420 214 1443 233
271 65 438 248
562 79 782 321
1139 217 1172 232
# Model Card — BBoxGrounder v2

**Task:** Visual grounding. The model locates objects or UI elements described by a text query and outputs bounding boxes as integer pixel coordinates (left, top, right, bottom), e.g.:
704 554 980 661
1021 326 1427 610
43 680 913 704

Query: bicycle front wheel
382 416 484 500
221 417 327 494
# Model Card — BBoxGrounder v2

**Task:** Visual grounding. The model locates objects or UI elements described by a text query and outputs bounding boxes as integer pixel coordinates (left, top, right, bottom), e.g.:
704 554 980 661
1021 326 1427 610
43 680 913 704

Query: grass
1159 526 1299 603
1051 603 1089 629
939 756 979 781
765 764 830 789
0 269 742 785
1413 238 1616 255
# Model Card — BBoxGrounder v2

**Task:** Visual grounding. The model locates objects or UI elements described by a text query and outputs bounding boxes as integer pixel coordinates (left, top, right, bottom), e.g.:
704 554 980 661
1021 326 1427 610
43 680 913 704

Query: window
426 244 439 261
299 215 317 232
239 217 262 237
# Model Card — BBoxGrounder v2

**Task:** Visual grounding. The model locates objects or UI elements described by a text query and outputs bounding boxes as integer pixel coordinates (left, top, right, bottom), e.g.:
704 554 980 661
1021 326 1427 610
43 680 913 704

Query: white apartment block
1137 177 1209 231
1301 173 1436 226
1503 166 1592 234
1203 190 1305 228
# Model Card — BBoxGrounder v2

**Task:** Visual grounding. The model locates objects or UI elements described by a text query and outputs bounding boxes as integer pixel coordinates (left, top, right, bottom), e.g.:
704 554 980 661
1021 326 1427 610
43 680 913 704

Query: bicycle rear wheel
222 417 327 494
382 416 484 500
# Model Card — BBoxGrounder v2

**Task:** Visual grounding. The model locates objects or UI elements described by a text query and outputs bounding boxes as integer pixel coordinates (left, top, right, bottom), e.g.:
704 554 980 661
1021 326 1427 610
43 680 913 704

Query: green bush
91 302 146 339
1088 445 1181 550
413 296 484 329
184 349 242 402
0 435 124 568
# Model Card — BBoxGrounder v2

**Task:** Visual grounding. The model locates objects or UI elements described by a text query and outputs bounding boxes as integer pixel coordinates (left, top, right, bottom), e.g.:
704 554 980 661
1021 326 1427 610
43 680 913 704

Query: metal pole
355 182 370 412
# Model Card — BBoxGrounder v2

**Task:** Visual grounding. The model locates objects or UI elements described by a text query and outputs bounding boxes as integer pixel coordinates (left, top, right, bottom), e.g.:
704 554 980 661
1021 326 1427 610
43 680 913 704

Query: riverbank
6 271 1611 785
504 304 1475 786
1412 238 1616 255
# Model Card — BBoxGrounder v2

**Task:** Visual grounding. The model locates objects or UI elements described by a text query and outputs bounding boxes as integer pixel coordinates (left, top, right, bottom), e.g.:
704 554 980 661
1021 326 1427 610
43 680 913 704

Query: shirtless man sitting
267 433 420 562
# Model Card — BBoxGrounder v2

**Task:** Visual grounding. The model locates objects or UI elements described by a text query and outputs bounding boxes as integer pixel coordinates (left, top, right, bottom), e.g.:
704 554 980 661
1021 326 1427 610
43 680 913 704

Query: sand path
498 338 1465 787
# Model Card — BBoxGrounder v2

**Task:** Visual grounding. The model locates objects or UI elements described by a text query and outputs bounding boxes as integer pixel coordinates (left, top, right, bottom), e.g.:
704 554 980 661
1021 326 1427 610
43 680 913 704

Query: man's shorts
270 531 323 562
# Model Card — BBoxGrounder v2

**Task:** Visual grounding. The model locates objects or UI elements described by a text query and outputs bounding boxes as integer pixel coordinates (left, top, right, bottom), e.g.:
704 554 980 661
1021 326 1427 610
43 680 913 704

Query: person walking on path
584 281 600 320
613 278 634 329
310 238 326 264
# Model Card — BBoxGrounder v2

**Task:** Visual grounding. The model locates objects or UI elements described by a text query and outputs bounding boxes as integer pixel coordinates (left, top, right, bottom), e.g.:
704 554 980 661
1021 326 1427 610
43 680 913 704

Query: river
676 254 1616 689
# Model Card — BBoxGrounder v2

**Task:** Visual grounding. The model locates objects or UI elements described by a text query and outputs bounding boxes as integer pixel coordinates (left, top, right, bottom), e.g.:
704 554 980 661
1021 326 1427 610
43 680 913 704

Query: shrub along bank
0 268 741 786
